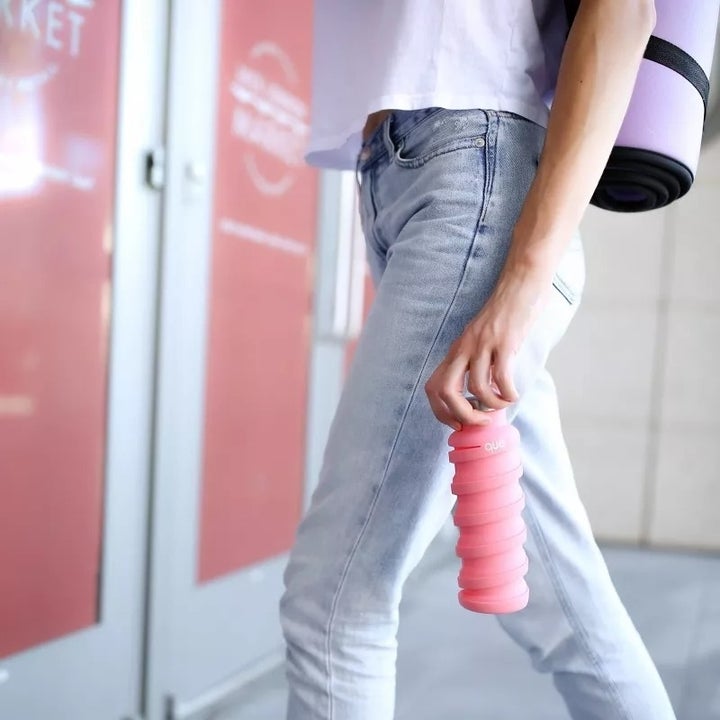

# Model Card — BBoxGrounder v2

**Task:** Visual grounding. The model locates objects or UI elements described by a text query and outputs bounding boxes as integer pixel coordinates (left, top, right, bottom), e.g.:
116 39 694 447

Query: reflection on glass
0 15 46 197
0 93 43 197
0 0 120 660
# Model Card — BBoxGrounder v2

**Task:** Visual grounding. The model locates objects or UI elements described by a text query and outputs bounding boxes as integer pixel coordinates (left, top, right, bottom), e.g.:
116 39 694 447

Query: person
280 1 676 718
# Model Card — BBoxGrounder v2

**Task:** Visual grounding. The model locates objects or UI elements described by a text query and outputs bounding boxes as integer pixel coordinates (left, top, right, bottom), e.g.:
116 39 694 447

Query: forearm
499 0 656 291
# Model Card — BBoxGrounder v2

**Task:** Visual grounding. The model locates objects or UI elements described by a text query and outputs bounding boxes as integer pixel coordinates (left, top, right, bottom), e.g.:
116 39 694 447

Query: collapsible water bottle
448 401 529 614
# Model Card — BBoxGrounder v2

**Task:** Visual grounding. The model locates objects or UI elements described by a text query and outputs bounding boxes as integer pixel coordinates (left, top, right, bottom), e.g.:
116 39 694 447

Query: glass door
146 1 320 717
0 1 168 718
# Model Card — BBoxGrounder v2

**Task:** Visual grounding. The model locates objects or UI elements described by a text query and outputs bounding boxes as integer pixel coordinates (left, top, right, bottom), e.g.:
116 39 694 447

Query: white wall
548 136 720 550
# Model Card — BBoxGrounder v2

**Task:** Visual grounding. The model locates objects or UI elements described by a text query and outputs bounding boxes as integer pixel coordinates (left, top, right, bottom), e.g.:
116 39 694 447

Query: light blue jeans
280 108 675 720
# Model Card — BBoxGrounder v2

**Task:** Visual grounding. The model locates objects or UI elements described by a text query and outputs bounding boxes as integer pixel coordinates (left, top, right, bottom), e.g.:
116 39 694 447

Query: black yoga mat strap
563 1 710 114
645 35 710 114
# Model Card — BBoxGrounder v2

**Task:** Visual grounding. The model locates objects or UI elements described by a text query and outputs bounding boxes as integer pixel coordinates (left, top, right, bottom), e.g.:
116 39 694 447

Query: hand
425 273 548 430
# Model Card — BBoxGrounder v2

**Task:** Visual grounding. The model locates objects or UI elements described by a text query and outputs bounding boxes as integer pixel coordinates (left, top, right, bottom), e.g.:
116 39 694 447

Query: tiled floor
212 535 720 720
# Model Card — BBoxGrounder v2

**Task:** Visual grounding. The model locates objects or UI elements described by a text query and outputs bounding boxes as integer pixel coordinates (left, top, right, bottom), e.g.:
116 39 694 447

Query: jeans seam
523 500 633 720
368 172 391 258
480 112 496 229
323 126 495 717
357 157 388 260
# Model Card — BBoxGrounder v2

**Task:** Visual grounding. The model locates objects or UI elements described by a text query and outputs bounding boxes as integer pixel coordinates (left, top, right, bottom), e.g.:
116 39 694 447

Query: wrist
497 249 553 293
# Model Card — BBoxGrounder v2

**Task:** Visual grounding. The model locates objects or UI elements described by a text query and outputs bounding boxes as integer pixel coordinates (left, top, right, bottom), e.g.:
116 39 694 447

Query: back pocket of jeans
552 275 577 305
551 234 585 305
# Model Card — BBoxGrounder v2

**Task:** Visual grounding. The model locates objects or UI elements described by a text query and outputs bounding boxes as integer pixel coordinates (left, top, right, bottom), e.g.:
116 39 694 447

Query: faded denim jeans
280 108 675 720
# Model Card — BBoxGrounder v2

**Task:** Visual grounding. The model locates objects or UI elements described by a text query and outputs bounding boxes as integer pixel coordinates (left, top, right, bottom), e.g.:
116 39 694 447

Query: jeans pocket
551 232 585 305
394 134 488 169
552 275 577 305
389 109 489 169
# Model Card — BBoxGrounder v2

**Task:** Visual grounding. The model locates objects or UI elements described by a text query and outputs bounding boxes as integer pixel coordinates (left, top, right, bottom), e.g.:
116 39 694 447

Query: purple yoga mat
564 0 720 210
618 0 720 175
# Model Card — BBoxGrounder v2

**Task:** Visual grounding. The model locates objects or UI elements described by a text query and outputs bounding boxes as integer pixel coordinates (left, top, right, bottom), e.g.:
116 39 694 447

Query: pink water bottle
447 400 529 614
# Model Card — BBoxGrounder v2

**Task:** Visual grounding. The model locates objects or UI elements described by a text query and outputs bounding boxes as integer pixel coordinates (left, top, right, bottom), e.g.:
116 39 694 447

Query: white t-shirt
305 0 569 170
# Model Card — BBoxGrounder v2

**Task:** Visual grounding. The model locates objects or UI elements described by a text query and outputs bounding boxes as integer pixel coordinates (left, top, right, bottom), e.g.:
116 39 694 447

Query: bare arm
426 0 657 428
499 0 656 290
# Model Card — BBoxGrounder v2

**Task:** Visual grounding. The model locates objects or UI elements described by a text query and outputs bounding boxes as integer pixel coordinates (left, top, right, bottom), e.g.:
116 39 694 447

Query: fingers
426 350 492 429
466 346 515 411
443 352 494 426
426 392 463 431
490 345 519 403
424 356 461 430
425 333 522 430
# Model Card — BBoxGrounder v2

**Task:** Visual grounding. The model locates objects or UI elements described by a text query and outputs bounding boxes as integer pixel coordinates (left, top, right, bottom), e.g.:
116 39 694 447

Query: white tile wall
694 134 720 185
579 205 668 304
667 186 720 308
660 309 720 428
548 137 720 550
649 428 720 549
561 421 648 542
548 303 659 423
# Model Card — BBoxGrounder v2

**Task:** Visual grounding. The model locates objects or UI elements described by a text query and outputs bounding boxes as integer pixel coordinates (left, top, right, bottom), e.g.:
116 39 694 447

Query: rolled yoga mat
565 0 720 212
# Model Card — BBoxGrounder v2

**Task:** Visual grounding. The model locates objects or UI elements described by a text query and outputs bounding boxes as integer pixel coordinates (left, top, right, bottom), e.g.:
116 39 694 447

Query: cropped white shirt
306 0 569 170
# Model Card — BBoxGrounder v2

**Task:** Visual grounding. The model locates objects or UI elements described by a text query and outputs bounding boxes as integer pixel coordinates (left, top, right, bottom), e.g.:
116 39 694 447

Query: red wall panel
0 2 121 658
197 0 318 581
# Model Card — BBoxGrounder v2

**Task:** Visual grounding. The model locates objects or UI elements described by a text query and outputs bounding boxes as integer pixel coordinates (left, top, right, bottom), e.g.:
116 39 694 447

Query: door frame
144 2 289 717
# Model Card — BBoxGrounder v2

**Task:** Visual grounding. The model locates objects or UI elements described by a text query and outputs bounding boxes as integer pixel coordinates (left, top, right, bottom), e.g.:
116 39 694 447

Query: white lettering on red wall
229 41 309 197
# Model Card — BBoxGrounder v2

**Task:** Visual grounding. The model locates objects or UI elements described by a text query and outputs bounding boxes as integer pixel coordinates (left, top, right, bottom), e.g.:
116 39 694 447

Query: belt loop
382 113 395 158
484 108 498 152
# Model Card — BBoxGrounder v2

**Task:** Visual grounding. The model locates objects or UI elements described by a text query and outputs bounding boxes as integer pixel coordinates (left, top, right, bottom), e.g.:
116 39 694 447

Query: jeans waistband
357 107 493 173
